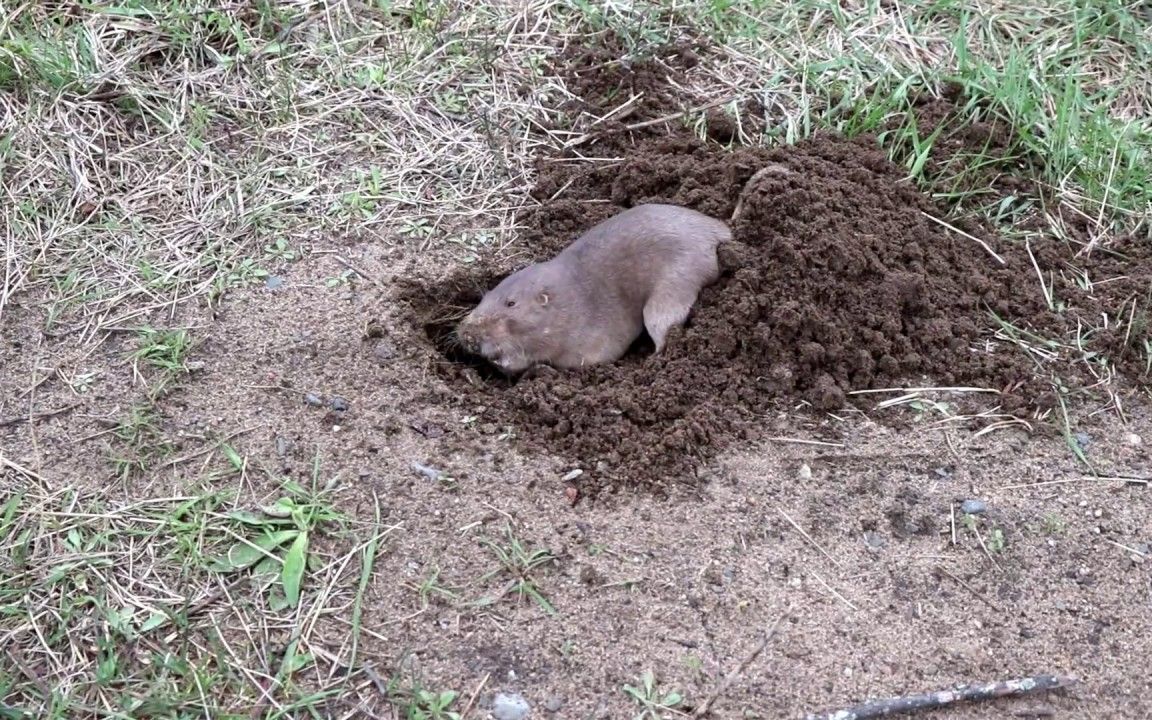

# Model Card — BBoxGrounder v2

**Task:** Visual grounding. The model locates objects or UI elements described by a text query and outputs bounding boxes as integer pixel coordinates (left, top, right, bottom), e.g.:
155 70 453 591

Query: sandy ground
3 232 1150 718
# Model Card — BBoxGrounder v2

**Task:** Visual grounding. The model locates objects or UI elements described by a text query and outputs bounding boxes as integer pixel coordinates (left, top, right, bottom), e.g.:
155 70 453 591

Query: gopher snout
455 313 490 352
456 322 479 351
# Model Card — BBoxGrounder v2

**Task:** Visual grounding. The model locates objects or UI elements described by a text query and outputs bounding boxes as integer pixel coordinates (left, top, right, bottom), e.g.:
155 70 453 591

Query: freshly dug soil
392 39 1151 497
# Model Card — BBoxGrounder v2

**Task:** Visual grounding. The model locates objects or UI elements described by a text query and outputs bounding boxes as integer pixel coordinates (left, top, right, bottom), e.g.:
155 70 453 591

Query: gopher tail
730 162 793 225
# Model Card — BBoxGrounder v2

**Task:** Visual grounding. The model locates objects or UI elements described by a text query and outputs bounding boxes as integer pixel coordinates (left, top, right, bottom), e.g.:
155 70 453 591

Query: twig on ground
802 673 1078 719
0 402 82 428
919 211 1006 265
327 253 384 289
936 566 1001 612
461 672 491 718
694 613 786 717
0 453 47 485
565 95 737 148
777 508 842 568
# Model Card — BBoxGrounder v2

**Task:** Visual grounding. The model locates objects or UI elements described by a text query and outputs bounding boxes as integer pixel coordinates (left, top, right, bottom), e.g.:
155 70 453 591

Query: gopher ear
537 291 550 306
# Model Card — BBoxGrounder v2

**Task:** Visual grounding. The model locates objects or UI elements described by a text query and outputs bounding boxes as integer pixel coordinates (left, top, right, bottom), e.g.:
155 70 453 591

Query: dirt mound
547 26 759 146
399 127 1151 495
391 39 1151 497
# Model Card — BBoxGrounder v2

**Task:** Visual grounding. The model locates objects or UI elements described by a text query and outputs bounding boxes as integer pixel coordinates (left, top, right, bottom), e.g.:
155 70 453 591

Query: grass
1 0 1150 716
0 453 392 719
475 524 558 616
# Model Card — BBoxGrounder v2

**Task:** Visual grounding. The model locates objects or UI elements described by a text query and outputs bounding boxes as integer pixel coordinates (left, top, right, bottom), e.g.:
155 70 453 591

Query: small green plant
475 525 557 615
446 229 495 264
682 654 703 673
987 527 1006 553
68 370 98 393
225 257 270 287
207 460 345 609
325 269 355 287
398 217 434 239
264 237 297 261
408 563 458 610
131 327 191 374
961 514 1006 554
407 689 460 720
384 666 462 720
623 670 683 720
1040 513 1065 534
384 686 461 720
109 403 172 480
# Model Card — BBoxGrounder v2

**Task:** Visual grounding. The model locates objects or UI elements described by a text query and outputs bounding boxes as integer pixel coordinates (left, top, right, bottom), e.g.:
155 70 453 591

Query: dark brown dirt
397 130 1151 496
548 26 761 145
393 42 1152 497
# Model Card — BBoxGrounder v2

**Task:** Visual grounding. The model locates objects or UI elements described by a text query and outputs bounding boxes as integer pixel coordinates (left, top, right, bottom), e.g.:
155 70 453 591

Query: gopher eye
505 299 516 308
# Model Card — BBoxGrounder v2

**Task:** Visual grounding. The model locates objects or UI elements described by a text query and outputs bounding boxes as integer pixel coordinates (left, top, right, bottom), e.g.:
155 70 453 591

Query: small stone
960 499 987 515
411 462 442 481
275 436 291 457
863 531 886 550
186 360 206 372
492 692 530 720
933 466 951 478
544 695 565 713
561 468 583 482
1123 432 1143 447
265 275 285 290
304 393 323 406
373 340 397 363
330 396 349 412
1074 431 1091 447
797 463 813 480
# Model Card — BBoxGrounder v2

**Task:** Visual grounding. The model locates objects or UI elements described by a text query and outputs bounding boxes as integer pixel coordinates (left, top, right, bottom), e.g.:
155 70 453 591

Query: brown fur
456 203 730 374
455 163 791 374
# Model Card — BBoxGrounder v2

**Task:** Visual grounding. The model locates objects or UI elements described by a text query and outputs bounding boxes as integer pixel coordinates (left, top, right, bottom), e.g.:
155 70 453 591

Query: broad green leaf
253 555 281 579
220 443 245 471
262 497 295 518
138 611 168 633
0 491 23 534
207 530 298 572
281 530 309 606
228 509 268 525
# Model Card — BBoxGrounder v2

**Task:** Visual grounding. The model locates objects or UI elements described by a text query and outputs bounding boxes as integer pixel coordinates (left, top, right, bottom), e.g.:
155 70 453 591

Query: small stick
331 254 383 288
694 613 785 717
0 402 82 428
777 508 842 568
460 672 490 718
807 571 860 611
566 96 737 148
0 453 46 484
920 211 1006 265
803 673 1078 719
937 566 1001 612
765 436 845 448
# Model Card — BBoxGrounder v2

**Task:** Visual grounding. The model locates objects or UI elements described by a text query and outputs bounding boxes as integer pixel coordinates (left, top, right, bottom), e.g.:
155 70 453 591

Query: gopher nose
456 314 482 349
